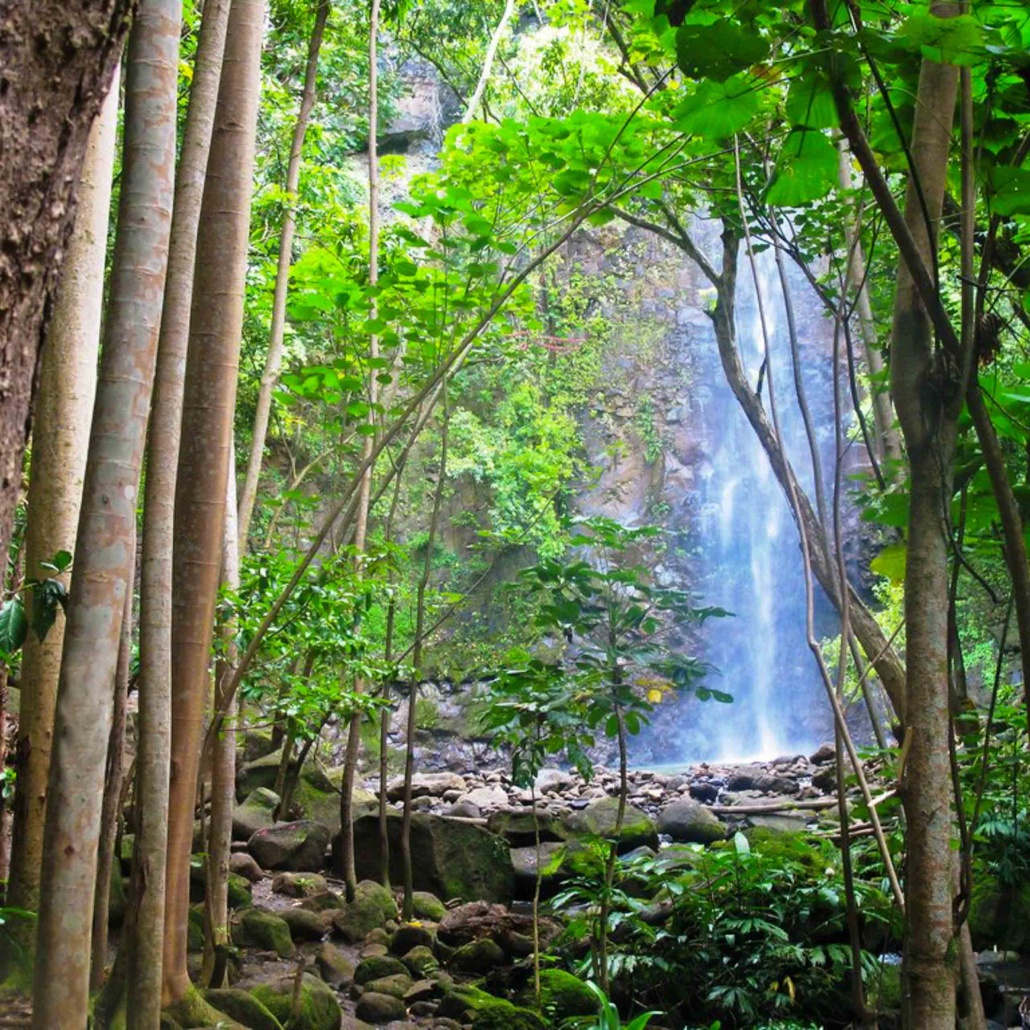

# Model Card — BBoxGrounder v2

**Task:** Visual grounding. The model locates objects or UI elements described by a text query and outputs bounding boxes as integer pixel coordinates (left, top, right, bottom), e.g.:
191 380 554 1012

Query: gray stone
233 787 281 841
248 820 330 872
656 799 725 845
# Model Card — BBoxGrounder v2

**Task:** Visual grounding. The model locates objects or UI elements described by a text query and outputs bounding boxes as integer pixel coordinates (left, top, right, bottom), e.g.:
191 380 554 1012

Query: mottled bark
0 0 131 569
30 0 179 1022
130 3 231 1023
163 0 263 1004
237 0 329 547
6 63 117 940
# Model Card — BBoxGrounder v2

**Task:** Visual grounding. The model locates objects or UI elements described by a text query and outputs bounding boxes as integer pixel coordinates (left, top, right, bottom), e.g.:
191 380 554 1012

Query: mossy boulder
562 797 658 852
355 954 409 985
342 811 514 903
355 991 406 1023
331 880 398 943
249 820 331 872
108 859 127 925
411 891 446 921
449 938 506 974
280 906 329 941
438 985 546 1030
742 825 826 872
204 987 283 1030
361 973 413 999
531 969 598 1020
656 799 725 845
187 905 205 953
391 922 435 955
401 944 438 977
236 749 291 799
317 942 356 988
273 871 328 897
250 973 343 1030
233 787 281 841
164 983 247 1028
485 808 569 847
231 907 295 958
291 765 377 833
189 857 252 908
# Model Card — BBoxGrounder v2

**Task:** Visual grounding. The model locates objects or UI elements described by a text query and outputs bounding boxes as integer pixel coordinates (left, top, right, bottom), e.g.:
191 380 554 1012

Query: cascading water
642 228 840 764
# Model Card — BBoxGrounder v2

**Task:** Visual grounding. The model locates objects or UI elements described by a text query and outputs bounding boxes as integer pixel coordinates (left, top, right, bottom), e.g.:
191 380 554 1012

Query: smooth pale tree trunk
339 0 382 900
130 3 232 1023
90 568 134 991
163 0 264 1009
30 0 179 1023
203 457 240 988
885 24 961 1028
6 66 118 945
0 2 130 568
237 0 330 547
462 0 515 123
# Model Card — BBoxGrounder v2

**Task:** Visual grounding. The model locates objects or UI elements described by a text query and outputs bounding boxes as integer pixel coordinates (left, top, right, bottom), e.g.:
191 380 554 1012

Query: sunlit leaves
672 74 762 138
765 129 838 207
675 21 769 82
0 599 27 657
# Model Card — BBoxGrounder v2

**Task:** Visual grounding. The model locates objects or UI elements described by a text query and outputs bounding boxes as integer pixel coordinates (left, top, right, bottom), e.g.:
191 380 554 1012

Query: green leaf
765 129 838 206
986 167 1030 217
895 12 985 64
0 598 28 656
870 542 907 583
672 74 762 138
733 831 751 855
675 22 769 82
785 73 839 129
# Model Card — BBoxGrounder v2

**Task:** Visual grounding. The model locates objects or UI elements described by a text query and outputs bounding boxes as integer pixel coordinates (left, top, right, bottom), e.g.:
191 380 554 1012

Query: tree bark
163 0 264 1006
30 0 179 1021
129 2 231 1023
90 566 134 991
0 0 132 569
237 0 330 548
6 62 117 944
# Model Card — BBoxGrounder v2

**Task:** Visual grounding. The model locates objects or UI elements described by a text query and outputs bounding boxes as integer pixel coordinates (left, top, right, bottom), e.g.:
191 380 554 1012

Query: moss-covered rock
342 811 514 903
280 906 329 941
969 875 1030 953
272 871 328 897
485 808 569 847
655 799 725 845
361 972 413 999
562 796 658 852
331 880 398 943
355 991 406 1023
291 765 377 834
355 954 409 985
531 969 598 1020
187 905 205 954
401 944 439 977
249 820 331 872
233 787 281 841
108 859 128 925
316 941 356 988
204 987 283 1030
438 985 546 1030
164 983 247 1028
449 938 506 974
411 890 447 922
231 907 295 958
390 921 435 956
250 972 343 1030
741 825 825 872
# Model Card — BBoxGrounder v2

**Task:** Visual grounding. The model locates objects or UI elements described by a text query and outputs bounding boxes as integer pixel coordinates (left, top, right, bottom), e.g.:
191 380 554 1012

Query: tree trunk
130 2 232 1022
163 0 264 1006
238 0 330 548
6 62 118 945
30 0 179 1021
0 0 131 568
203 457 240 988
885 26 961 1029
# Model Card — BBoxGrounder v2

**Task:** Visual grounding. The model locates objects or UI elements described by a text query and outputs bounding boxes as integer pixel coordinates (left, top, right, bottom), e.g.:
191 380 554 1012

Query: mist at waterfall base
637 248 841 768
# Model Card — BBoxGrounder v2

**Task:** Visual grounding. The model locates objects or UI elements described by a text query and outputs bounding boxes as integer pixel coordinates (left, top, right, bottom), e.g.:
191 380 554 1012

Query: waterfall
656 232 840 764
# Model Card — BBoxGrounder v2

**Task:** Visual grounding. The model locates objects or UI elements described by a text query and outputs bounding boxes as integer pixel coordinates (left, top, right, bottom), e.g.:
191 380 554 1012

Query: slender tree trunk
163 0 264 1007
6 64 117 948
30 0 179 1021
130 3 232 1023
462 0 515 123
339 0 381 901
0 663 10 886
203 458 240 988
0 1 131 567
884 24 961 1027
90 573 134 992
238 0 330 547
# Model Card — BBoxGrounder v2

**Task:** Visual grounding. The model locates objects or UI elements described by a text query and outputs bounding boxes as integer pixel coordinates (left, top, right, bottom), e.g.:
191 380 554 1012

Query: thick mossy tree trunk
30 0 180 1022
163 0 264 1009
5 65 118 953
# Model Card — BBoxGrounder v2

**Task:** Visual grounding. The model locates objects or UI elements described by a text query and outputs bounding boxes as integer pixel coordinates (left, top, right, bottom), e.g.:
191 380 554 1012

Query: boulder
486 808 568 848
230 851 265 882
317 942 356 988
250 973 343 1030
342 811 514 904
355 955 410 985
562 796 658 852
332 881 399 943
272 871 328 897
454 786 508 812
411 891 447 922
291 765 377 834
231 907 295 958
249 820 330 872
656 799 725 845
387 772 466 802
969 876 1030 953
401 945 438 978
437 986 545 1030
437 901 560 954
355 992 406 1024
391 922 435 956
522 969 598 1020
236 749 291 800
510 842 567 898
361 973 414 999
449 938 506 974
204 988 283 1030
280 906 329 941
233 787 281 841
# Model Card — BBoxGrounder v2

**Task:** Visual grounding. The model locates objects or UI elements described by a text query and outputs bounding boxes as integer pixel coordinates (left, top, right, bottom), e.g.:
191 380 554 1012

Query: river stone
342 811 514 903
232 907 295 958
249 820 330 872
233 787 281 841
562 796 658 851
237 749 292 799
486 808 567 847
449 938 505 974
391 922 435 955
355 954 409 985
454 786 508 812
438 986 546 1030
510 841 566 898
317 941 357 988
356 992 406 1024
230 851 265 882
273 871 328 897
292 765 377 834
203 988 283 1030
402 945 439 977
280 906 329 941
656 799 725 844
332 880 399 943
251 972 343 1030
520 969 598 1019
362 973 414 999
411 891 447 921
387 772 466 801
